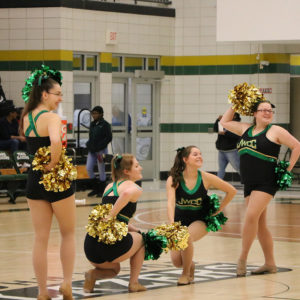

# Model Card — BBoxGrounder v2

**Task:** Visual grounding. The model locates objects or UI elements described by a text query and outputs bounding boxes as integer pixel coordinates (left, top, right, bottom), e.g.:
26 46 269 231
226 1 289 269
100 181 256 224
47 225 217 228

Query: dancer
166 146 236 285
84 154 146 293
20 68 76 300
221 101 300 276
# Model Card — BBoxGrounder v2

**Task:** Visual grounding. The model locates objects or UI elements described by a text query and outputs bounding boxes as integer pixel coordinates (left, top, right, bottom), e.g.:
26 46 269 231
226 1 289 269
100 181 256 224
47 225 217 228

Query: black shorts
175 214 206 227
26 169 75 202
84 233 133 264
244 183 278 198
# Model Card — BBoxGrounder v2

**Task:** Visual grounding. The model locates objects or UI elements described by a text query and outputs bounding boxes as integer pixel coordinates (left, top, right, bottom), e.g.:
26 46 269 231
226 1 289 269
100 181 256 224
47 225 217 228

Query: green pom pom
142 229 168 261
204 194 228 232
22 64 63 103
275 160 294 190
205 212 228 232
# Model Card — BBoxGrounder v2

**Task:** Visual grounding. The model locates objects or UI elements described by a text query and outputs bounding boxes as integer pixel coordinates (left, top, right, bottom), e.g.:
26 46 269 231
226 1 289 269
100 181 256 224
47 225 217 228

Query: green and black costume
84 181 137 264
25 110 74 202
237 124 281 197
175 171 216 227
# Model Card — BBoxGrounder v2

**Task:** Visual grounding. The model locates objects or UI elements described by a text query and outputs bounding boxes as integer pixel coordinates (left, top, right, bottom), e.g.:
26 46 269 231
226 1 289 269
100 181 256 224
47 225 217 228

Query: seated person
0 106 27 153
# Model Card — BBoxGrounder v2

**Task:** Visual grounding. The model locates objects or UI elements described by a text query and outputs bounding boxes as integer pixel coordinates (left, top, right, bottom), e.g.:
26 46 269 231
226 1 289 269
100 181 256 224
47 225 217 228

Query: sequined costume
25 110 74 202
84 181 137 264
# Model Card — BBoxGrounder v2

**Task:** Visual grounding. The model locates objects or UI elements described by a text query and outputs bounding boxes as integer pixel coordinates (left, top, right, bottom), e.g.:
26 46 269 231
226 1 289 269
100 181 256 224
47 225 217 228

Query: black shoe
87 190 98 197
8 192 16 204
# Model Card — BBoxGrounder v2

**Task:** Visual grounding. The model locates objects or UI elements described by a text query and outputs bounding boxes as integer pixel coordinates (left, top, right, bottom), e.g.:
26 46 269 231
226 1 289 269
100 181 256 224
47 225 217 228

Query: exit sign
259 88 272 94
106 30 117 45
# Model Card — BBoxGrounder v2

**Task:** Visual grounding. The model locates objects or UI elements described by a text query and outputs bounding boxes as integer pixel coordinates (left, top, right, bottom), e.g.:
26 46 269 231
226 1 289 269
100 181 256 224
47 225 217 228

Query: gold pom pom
32 146 77 192
154 222 190 252
85 204 128 244
228 82 266 116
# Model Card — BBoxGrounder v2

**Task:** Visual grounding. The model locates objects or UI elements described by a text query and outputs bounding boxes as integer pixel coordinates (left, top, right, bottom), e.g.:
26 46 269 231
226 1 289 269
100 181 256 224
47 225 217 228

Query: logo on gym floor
0 263 291 299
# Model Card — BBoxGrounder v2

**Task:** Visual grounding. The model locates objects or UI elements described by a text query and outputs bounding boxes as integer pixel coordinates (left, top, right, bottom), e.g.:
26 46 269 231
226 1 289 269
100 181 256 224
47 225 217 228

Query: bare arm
202 171 237 214
220 107 250 136
166 176 176 224
45 113 62 170
272 126 300 171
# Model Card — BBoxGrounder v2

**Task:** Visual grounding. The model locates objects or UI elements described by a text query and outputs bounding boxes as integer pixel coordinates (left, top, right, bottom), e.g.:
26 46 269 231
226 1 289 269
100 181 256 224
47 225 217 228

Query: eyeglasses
257 109 274 114
48 92 63 97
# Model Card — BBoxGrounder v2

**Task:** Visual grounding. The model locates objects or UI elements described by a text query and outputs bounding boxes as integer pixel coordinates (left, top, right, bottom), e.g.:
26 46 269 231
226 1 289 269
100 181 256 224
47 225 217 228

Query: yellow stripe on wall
161 53 290 66
0 50 73 61
100 52 112 64
290 55 300 66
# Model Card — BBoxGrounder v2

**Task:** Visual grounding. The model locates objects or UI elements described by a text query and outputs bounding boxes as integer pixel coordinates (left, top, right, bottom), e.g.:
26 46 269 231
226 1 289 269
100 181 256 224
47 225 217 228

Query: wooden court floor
0 183 300 300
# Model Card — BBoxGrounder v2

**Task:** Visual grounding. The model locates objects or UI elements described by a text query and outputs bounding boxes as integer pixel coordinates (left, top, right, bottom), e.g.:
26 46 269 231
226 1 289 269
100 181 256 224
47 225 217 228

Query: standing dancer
20 67 76 300
84 154 146 293
166 146 236 285
221 101 300 276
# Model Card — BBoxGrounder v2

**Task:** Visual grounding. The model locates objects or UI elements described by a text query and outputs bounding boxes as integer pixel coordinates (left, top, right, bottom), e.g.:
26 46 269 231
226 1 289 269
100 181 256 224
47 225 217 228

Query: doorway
73 76 96 147
111 77 160 180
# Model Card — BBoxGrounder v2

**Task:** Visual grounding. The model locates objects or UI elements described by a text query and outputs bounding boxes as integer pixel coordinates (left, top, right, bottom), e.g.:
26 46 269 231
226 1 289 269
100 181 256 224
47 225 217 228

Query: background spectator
214 113 240 179
86 106 112 197
0 106 27 153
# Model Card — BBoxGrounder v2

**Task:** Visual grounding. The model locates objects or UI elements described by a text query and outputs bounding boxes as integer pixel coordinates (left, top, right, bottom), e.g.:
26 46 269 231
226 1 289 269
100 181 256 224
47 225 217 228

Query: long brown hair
111 154 135 182
169 145 197 188
19 77 58 135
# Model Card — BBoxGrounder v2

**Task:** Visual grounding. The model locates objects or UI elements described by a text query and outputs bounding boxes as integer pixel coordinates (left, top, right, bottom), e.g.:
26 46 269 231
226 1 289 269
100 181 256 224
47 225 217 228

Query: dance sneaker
37 296 51 300
177 274 190 285
236 259 247 277
128 282 147 292
251 264 277 275
59 283 74 300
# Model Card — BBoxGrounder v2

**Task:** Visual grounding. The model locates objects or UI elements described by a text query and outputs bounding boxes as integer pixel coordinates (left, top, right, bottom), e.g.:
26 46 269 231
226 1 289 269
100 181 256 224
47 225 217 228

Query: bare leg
257 209 276 266
52 195 76 298
112 232 144 285
177 221 208 285
27 199 53 297
239 191 273 261
250 209 277 274
84 232 145 293
84 262 120 293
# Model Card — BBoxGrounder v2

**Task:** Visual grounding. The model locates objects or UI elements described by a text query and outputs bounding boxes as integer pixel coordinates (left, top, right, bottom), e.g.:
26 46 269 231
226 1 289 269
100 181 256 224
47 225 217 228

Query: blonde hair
111 154 135 181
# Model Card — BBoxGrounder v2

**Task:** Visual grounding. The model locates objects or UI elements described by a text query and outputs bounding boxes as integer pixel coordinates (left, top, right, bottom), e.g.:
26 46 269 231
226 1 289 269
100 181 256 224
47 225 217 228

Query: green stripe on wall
290 65 300 75
160 123 289 133
100 62 112 73
160 123 213 133
0 60 73 71
161 64 290 76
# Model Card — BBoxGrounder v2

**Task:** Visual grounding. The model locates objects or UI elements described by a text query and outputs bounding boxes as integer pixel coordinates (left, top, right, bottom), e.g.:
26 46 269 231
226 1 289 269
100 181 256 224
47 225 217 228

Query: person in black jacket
0 106 27 152
213 113 240 179
86 106 112 197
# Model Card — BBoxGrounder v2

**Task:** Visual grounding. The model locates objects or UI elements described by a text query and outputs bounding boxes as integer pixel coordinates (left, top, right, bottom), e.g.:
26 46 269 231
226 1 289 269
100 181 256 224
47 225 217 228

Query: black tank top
102 181 137 224
175 171 210 222
237 124 281 185
24 110 50 155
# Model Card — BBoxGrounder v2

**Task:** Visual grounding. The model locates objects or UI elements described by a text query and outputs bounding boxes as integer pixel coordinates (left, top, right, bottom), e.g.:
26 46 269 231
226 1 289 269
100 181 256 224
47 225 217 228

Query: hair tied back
176 147 185 154
22 64 63 103
113 154 123 169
